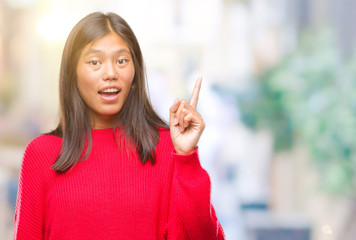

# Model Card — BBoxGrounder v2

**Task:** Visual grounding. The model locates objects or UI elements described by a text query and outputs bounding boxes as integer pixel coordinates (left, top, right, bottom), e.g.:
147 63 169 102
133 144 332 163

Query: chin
95 107 121 117
102 110 121 116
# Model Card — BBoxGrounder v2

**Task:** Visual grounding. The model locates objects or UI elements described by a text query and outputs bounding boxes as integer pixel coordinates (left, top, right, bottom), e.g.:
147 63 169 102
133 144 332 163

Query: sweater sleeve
165 148 225 240
13 139 46 240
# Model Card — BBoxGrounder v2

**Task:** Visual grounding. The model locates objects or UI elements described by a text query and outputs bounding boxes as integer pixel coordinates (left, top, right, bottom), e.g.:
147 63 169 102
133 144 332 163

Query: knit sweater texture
14 128 225 239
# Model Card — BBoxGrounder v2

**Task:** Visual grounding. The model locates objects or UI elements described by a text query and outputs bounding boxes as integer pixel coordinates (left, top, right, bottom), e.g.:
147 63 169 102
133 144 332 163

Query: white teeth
101 88 119 93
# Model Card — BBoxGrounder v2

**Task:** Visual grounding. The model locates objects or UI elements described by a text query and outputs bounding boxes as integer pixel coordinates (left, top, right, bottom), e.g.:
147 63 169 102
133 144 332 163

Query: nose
102 62 118 80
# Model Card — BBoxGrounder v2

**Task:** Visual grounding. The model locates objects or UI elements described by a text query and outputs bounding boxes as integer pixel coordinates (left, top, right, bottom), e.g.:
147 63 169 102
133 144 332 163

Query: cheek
122 66 135 88
129 65 136 82
77 68 99 95
77 79 89 101
76 67 87 92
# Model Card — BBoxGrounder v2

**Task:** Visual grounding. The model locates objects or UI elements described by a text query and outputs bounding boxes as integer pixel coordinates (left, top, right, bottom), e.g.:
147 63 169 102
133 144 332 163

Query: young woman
14 12 225 239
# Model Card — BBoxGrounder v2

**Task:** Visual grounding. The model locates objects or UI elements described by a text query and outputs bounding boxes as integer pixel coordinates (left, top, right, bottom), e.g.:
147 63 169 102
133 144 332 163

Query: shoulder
23 134 62 167
17 135 61 191
25 134 61 152
156 127 174 153
158 126 170 133
158 127 171 142
154 127 175 169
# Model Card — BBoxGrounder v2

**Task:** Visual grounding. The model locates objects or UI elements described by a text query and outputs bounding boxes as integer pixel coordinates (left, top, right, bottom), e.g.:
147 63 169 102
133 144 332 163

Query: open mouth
98 88 120 97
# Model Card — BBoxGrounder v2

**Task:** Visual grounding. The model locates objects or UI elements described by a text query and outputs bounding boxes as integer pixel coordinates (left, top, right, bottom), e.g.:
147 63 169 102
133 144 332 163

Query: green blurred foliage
238 30 356 196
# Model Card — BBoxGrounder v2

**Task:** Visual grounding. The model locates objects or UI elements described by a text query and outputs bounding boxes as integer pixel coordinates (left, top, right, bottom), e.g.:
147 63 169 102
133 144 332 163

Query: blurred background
0 0 356 239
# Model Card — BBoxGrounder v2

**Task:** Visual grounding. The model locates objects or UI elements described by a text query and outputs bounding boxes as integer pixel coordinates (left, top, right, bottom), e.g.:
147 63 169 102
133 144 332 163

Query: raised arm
166 78 225 239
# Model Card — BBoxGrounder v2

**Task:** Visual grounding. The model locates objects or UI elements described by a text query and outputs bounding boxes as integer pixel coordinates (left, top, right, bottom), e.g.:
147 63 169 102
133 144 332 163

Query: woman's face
76 32 135 129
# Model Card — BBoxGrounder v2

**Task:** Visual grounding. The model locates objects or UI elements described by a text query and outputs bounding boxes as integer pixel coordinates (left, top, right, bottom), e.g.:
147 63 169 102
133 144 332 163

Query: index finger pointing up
189 77 202 109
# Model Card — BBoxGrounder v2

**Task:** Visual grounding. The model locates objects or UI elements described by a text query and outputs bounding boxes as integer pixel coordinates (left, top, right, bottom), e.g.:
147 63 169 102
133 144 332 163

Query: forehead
81 32 131 55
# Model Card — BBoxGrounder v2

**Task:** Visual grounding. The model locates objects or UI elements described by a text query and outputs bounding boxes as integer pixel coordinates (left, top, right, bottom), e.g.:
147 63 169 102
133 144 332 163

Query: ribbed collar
90 127 123 140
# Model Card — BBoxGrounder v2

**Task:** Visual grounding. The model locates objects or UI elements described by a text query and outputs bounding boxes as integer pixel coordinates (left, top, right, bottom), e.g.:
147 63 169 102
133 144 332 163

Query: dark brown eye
89 60 100 66
117 59 128 65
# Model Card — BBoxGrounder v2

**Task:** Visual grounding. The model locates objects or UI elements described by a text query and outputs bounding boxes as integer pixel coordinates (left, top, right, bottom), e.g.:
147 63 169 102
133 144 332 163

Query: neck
90 114 120 129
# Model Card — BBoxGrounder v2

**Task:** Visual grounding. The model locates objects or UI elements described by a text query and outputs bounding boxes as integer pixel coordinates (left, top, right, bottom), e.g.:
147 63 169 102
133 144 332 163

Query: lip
98 86 121 102
99 92 119 102
98 86 121 93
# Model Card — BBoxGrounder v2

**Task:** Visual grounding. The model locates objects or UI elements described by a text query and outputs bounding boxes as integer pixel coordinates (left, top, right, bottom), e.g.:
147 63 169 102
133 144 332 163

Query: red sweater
14 128 225 239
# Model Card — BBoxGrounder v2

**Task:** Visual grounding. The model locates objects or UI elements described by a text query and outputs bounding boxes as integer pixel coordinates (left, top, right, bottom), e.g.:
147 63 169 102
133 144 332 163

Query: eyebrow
83 48 131 57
